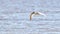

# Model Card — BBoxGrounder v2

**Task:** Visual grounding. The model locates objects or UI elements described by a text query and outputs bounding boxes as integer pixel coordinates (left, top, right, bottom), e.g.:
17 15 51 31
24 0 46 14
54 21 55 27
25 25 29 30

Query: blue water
0 0 60 34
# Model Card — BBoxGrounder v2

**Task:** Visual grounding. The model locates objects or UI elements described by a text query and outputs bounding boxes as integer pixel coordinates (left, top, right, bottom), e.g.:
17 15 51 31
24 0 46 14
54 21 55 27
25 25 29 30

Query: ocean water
0 0 60 34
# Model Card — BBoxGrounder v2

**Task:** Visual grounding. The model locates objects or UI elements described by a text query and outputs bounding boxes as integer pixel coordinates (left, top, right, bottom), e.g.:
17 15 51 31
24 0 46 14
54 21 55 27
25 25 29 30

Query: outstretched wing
30 12 35 20
38 12 46 16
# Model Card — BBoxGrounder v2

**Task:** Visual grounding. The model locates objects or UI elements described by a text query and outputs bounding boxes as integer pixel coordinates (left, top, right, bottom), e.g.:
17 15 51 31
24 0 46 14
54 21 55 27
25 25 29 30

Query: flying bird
30 12 46 20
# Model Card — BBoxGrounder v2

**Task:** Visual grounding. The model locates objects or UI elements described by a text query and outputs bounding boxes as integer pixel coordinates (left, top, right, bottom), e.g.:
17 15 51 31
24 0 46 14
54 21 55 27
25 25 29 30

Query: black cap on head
32 12 35 14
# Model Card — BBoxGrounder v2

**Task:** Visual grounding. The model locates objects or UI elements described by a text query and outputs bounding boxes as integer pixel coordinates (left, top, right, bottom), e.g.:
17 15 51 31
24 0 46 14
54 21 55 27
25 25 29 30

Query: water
0 0 60 34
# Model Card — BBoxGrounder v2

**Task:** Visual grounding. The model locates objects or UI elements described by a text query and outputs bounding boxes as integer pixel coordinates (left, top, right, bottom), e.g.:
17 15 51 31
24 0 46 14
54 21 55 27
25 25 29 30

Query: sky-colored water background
0 0 60 34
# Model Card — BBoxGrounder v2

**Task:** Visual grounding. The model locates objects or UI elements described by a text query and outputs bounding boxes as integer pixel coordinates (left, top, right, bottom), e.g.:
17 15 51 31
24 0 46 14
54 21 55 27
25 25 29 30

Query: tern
30 12 46 20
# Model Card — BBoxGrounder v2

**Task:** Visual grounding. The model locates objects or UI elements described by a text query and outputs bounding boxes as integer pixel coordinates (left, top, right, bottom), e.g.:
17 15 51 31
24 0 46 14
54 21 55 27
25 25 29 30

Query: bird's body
30 12 46 20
